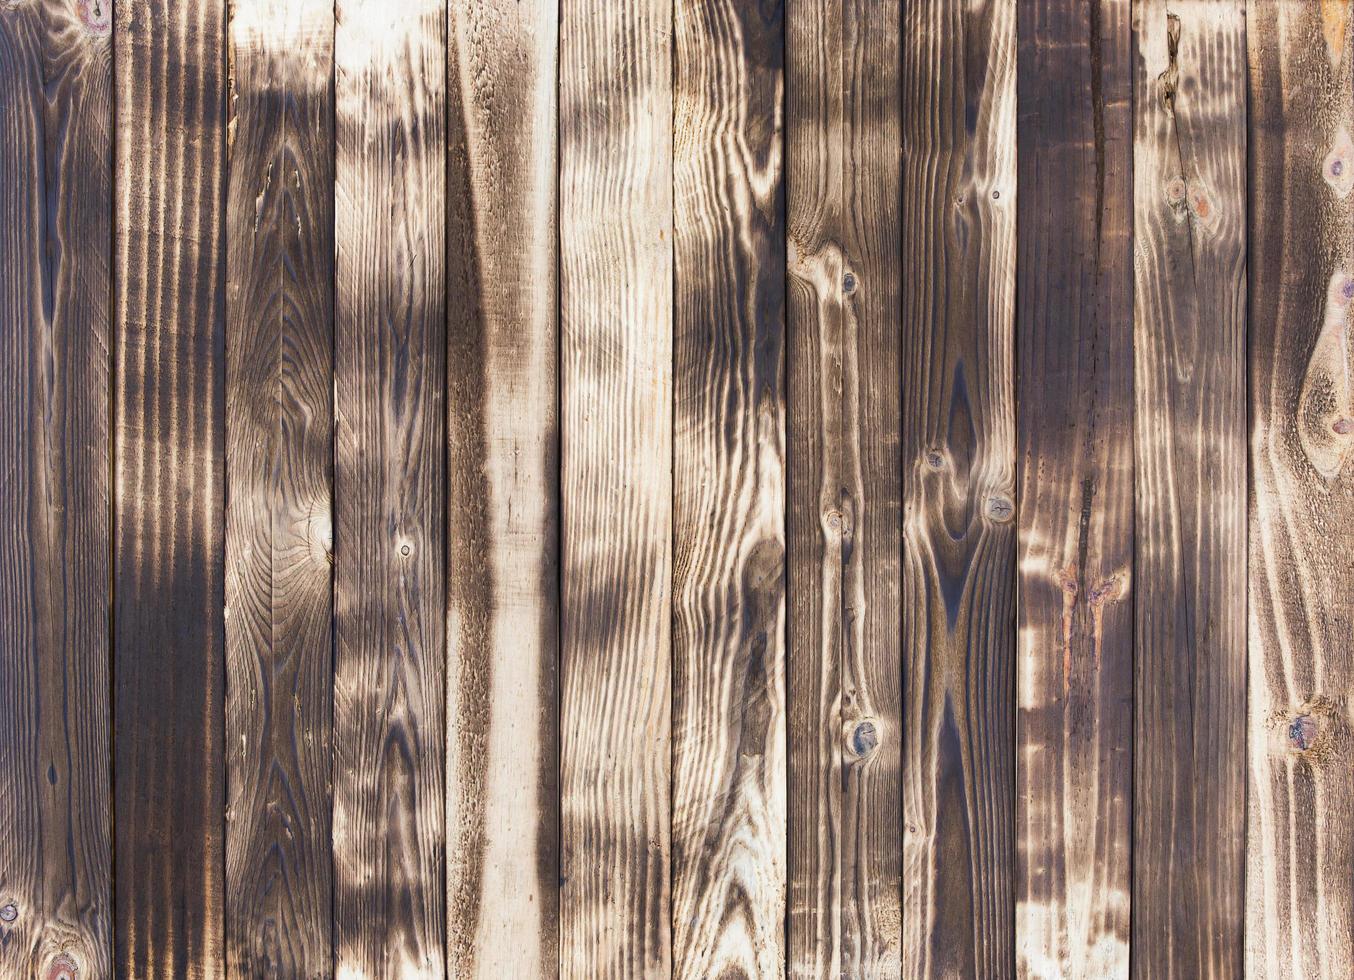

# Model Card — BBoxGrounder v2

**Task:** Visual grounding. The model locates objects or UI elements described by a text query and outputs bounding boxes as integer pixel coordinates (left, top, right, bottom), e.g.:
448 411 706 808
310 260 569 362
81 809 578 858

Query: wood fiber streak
900 1 1017 977
332 0 447 974
1131 3 1246 978
224 0 334 975
113 0 229 974
0 0 112 977
1014 2 1134 978
672 2 786 978
785 0 902 975
445 1 558 976
1247 2 1354 977
558 0 672 975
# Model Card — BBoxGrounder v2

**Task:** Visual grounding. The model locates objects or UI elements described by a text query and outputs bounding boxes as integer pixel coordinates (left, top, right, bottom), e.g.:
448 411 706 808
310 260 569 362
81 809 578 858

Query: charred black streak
1076 477 1095 589
1157 13 1180 114
1089 0 1107 251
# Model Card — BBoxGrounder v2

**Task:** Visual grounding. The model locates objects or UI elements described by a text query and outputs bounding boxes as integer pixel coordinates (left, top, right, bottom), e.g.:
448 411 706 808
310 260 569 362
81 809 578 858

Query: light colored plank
332 0 447 974
1132 2 1247 977
558 0 673 976
445 1 558 975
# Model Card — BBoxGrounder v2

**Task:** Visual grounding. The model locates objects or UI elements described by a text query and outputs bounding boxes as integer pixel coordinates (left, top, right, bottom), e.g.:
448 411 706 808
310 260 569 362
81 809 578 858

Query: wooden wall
0 0 1348 977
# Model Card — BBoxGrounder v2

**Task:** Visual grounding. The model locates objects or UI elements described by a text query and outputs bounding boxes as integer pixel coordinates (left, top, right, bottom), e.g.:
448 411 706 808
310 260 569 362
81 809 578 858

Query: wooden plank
784 0 902 974
0 1 112 976
1014 1 1134 977
671 2 786 977
113 0 228 972
1131 2 1247 977
558 0 672 973
1247 2 1354 977
223 0 334 974
445 1 558 976
900 0 1017 977
332 0 446 974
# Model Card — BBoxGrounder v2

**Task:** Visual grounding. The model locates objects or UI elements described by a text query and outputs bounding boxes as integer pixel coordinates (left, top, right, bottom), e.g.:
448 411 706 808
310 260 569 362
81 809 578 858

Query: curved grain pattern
900 1 1017 977
785 0 902 974
1248 3 1354 977
1131 3 1246 978
445 1 558 975
558 0 673 975
0 1 112 976
1014 2 1134 977
113 0 229 972
333 0 447 974
672 2 786 977
224 0 335 975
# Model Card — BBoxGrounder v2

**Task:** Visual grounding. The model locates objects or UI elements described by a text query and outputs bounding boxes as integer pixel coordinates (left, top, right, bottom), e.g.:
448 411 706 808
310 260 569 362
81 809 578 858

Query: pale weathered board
113 0 229 974
558 1 673 977
1015 1 1135 977
445 1 559 976
901 1 1017 977
332 0 447 974
1132 2 1247 977
785 0 903 975
1247 2 1354 978
0 1 112 977
224 0 335 974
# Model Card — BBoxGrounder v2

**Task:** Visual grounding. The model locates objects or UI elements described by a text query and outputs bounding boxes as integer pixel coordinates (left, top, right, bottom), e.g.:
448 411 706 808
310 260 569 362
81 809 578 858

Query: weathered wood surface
113 0 229 974
1133 2 1247 978
0 1 112 977
224 0 335 975
445 1 559 977
332 0 447 974
785 0 902 975
558 0 672 976
1247 2 1354 977
672 1 786 977
901 1 1017 978
1015 1 1134 977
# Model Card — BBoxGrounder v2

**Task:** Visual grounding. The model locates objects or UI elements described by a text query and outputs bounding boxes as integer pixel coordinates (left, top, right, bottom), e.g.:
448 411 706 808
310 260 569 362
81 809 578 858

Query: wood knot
842 272 857 295
1325 126 1354 198
1165 176 1187 208
849 720 879 758
44 954 78 980
924 449 945 470
1290 714 1319 752
985 496 1014 523
77 0 110 36
0 902 17 923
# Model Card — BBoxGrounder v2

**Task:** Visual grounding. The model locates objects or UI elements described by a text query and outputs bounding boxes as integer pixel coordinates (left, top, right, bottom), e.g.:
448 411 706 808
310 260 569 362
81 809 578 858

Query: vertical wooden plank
1015 1 1134 977
671 2 786 977
224 0 334 974
0 0 112 976
900 0 1017 977
1248 2 1354 977
558 0 672 974
445 1 558 975
785 0 903 975
114 0 228 973
1132 3 1246 977
332 0 446 974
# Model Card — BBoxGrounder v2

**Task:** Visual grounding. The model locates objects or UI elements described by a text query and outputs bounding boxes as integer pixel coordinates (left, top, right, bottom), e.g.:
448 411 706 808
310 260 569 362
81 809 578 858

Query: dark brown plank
1247 2 1354 976
1131 2 1246 977
445 0 558 975
0 1 112 976
223 0 334 975
332 0 447 974
1015 1 1134 976
113 0 228 973
558 0 673 974
900 1 1017 977
785 0 903 974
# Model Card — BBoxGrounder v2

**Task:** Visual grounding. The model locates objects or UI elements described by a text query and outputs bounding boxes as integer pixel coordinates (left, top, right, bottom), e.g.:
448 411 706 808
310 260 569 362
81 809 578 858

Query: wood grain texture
332 0 446 974
224 0 334 975
785 0 902 975
113 0 229 973
1131 3 1246 978
900 1 1017 977
445 1 558 976
558 0 672 974
1247 2 1354 977
1014 2 1134 977
0 0 112 976
672 2 786 977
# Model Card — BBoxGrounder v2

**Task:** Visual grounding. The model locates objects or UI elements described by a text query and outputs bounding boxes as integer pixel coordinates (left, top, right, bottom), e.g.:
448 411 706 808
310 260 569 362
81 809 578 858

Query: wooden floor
0 0 1345 977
